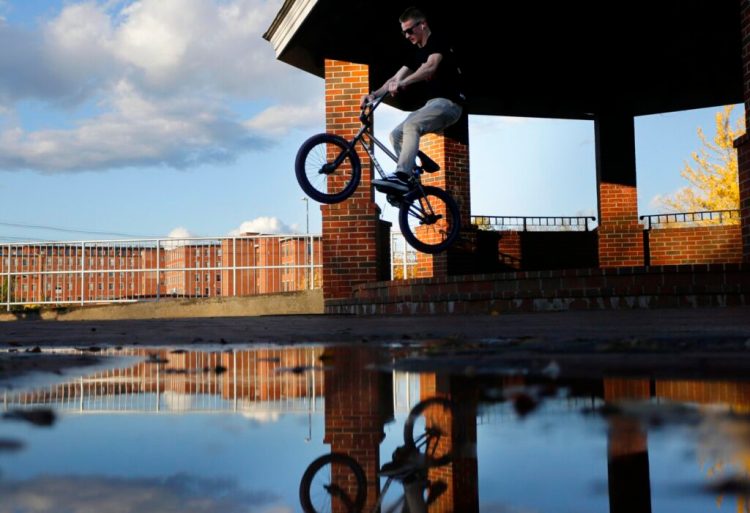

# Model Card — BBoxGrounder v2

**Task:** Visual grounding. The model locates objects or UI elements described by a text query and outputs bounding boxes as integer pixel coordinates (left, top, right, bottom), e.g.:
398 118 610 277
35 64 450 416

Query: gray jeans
389 97 463 174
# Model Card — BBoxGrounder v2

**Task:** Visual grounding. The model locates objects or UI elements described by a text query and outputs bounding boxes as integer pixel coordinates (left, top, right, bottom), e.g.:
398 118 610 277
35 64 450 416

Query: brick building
1 234 321 306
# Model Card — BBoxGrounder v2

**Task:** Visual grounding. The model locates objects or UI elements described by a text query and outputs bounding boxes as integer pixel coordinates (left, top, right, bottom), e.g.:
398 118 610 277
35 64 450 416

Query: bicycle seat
416 151 440 173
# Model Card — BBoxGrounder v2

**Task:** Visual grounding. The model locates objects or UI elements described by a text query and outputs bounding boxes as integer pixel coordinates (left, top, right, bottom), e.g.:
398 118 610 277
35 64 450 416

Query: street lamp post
301 197 309 234
301 197 312 289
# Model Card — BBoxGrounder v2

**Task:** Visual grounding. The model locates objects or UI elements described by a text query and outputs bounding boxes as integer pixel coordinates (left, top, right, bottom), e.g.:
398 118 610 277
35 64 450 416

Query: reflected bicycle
299 396 455 513
295 94 461 254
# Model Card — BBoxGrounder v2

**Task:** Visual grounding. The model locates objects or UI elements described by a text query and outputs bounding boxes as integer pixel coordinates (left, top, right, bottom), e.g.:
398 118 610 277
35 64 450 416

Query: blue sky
0 0 743 242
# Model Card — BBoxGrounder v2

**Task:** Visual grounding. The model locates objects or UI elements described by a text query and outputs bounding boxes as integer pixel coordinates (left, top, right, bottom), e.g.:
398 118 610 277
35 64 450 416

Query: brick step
325 264 750 314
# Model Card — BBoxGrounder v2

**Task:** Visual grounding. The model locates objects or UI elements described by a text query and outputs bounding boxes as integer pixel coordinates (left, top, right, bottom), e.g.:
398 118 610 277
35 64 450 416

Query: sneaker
378 449 425 478
373 172 411 194
378 459 420 478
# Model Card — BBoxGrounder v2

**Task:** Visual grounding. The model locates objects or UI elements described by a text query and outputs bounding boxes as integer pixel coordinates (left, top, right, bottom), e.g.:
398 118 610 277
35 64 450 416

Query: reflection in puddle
0 345 749 512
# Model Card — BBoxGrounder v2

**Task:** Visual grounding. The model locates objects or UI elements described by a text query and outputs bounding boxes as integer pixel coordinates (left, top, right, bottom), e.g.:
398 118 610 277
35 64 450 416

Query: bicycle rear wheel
295 133 361 204
398 186 460 254
299 452 367 513
403 397 455 467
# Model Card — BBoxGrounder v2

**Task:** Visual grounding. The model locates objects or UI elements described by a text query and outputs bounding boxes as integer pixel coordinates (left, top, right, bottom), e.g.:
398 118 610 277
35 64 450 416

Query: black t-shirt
403 32 465 105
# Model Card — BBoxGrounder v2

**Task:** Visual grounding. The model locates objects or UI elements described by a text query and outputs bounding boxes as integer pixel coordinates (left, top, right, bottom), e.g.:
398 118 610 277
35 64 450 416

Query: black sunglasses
401 21 422 36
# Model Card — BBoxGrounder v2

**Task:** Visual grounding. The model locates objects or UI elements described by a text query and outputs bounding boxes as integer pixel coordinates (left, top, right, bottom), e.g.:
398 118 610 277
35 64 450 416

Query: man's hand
360 93 375 109
388 80 403 96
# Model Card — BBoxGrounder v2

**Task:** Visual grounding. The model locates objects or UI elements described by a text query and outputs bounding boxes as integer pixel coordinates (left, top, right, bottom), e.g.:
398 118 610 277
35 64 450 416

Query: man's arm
360 65 413 107
395 53 442 90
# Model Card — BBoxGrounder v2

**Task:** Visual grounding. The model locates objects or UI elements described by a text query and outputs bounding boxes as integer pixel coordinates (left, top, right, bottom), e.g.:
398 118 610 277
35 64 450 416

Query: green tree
659 105 743 216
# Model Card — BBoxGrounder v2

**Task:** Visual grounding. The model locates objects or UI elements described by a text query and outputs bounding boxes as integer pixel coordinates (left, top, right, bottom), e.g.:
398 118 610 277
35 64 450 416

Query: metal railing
1 234 321 309
472 215 597 232
640 209 741 229
2 347 421 415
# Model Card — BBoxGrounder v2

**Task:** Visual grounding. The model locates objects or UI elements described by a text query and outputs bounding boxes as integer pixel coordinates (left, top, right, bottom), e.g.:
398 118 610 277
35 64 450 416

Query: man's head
399 6 429 46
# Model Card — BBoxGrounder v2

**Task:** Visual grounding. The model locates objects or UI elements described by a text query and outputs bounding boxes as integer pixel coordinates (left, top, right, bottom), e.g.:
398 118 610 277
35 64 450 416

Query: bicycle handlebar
360 92 388 124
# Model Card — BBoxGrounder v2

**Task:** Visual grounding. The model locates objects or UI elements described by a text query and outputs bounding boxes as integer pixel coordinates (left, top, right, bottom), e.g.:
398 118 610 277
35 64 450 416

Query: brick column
322 60 383 300
603 378 652 513
595 111 644 267
736 0 750 262
323 347 387 512
419 373 479 513
415 115 472 278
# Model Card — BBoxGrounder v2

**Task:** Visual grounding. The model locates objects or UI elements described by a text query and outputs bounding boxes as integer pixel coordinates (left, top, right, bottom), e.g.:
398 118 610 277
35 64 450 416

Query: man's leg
391 98 462 175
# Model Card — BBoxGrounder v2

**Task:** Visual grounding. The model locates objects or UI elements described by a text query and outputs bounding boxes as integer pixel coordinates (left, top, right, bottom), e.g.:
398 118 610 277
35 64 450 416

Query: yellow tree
660 105 743 216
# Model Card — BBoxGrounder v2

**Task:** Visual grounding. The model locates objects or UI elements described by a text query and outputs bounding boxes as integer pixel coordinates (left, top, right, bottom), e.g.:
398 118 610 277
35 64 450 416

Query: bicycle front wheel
398 186 461 254
295 133 361 204
403 397 456 467
299 453 367 513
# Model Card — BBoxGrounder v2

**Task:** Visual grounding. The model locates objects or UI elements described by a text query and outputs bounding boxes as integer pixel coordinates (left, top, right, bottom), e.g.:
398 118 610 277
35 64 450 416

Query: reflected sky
2 345 750 512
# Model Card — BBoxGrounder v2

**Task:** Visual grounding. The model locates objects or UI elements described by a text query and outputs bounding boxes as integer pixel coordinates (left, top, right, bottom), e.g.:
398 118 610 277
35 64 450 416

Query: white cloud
245 101 324 137
0 0 322 173
167 226 193 238
0 80 269 172
229 216 296 235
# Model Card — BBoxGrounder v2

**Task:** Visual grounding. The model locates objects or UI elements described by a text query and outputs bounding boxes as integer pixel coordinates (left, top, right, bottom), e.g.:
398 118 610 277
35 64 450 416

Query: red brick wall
328 264 750 314
736 136 750 262
419 374 479 513
598 183 644 267
656 380 750 406
498 231 522 269
740 0 750 262
321 60 382 300
415 119 471 278
647 225 743 265
323 347 385 512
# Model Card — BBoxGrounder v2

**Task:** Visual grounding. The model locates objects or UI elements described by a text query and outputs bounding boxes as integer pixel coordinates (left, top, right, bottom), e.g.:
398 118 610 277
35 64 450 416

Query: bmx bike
299 396 455 513
294 93 461 254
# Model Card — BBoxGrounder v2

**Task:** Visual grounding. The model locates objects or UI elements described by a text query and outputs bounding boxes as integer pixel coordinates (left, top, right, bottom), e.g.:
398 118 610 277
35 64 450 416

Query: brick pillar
415 115 472 278
603 378 652 513
323 347 387 512
322 60 382 300
419 373 479 513
595 111 644 267
736 0 750 262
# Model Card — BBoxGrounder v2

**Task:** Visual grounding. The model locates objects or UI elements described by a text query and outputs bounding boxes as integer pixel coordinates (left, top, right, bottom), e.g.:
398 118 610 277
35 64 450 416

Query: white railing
0 234 321 309
1 347 419 415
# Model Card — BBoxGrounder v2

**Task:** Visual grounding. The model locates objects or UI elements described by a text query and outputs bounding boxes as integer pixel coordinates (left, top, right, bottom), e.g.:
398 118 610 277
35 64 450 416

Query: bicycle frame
348 93 398 181
295 92 461 254
346 94 442 218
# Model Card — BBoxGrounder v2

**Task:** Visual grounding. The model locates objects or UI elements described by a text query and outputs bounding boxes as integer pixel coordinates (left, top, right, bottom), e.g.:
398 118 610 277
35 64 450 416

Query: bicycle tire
299 452 367 513
403 397 455 467
295 133 361 204
398 186 461 254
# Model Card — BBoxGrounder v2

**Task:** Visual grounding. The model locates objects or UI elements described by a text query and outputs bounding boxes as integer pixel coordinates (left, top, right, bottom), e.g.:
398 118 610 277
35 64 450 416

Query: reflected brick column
736 0 750 262
323 347 387 512
415 117 471 278
603 378 652 513
596 112 644 267
322 60 382 299
420 373 479 513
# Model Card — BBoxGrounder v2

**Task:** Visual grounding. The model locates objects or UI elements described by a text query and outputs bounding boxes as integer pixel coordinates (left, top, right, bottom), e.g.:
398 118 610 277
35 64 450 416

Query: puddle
1 344 750 512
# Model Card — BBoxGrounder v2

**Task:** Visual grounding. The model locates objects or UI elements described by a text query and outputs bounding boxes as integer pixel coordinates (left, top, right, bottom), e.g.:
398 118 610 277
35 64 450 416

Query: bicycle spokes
296 133 361 204
408 197 444 227
398 186 461 254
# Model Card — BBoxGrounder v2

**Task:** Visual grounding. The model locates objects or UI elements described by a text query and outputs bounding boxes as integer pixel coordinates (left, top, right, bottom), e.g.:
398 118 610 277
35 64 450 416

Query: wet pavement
1 342 750 512
2 307 750 380
1 307 750 512
1 306 749 347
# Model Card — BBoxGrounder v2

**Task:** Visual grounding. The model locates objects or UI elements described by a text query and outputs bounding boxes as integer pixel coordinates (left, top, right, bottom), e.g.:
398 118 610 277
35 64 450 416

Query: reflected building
5 346 750 511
